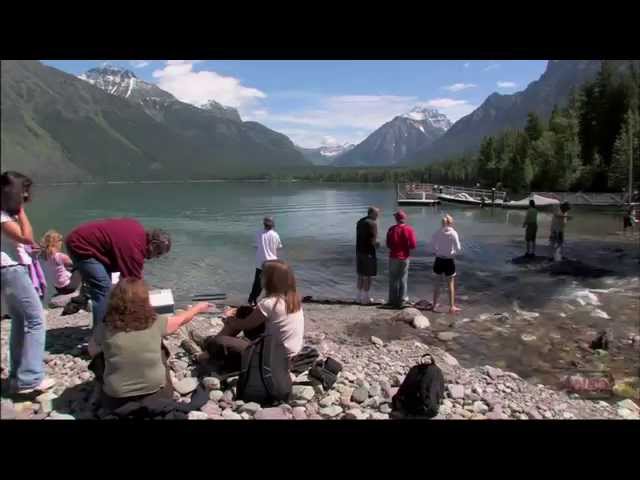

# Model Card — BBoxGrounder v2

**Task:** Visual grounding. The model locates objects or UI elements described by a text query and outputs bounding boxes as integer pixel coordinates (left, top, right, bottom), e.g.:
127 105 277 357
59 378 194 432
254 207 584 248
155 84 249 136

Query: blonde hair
41 230 64 260
442 214 454 227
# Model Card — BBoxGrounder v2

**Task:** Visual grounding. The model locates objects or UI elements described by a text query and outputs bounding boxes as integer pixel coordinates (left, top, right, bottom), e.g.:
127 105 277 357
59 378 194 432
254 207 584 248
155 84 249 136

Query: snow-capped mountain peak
401 106 452 131
319 143 355 157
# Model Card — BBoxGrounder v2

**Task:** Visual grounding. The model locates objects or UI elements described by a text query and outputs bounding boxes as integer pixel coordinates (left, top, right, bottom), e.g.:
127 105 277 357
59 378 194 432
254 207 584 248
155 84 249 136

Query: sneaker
17 377 56 395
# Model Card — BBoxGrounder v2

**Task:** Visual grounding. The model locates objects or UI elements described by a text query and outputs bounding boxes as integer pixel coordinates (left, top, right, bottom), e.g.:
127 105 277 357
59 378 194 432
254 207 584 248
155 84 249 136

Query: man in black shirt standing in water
356 207 380 304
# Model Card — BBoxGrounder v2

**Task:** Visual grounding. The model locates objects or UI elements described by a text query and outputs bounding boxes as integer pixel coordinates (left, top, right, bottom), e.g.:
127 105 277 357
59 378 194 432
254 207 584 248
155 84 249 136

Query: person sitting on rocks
95 278 212 412
192 260 304 371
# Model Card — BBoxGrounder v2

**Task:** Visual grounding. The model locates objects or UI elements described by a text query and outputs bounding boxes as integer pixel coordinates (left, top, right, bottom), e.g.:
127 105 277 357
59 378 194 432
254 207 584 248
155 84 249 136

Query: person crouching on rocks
428 214 462 314
94 278 212 412
191 259 304 370
40 230 82 296
65 218 172 357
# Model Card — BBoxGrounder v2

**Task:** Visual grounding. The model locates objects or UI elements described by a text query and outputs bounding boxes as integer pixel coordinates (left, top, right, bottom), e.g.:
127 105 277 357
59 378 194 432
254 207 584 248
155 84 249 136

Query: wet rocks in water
590 309 610 319
370 336 384 348
590 330 610 351
412 315 430 330
521 334 537 342
173 377 199 395
437 331 459 342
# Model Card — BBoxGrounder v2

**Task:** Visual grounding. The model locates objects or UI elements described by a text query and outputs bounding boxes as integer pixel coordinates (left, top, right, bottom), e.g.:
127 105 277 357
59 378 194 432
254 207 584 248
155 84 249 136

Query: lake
22 182 640 386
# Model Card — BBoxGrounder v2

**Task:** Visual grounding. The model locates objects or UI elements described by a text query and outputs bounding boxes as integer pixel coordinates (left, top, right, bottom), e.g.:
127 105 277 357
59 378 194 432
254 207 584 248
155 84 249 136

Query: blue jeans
1 265 46 389
72 257 111 346
388 258 409 307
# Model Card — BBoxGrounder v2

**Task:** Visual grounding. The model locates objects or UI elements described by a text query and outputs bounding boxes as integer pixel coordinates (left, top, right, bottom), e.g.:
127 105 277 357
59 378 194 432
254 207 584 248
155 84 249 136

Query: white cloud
483 63 501 71
152 60 266 109
463 62 470 68
129 60 150 69
497 81 518 89
443 82 476 92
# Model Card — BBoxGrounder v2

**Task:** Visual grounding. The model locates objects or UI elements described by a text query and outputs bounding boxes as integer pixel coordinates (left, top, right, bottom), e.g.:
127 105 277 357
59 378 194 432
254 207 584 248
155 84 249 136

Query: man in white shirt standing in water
248 216 283 306
429 214 462 314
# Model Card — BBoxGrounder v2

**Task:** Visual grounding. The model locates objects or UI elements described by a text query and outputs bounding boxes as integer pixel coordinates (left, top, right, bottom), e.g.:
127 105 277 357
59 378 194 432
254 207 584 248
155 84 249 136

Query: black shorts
525 224 538 242
356 252 377 277
550 230 564 246
433 257 456 277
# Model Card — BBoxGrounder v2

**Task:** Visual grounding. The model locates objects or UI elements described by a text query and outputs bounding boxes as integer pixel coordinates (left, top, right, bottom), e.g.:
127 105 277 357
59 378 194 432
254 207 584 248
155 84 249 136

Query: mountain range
296 143 355 165
333 107 451 166
1 61 309 182
402 60 639 166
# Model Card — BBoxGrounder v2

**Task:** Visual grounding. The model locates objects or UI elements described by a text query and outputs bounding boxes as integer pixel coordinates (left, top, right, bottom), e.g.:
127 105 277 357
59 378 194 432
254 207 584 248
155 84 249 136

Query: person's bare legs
432 275 442 311
357 275 364 302
448 276 461 314
362 276 372 303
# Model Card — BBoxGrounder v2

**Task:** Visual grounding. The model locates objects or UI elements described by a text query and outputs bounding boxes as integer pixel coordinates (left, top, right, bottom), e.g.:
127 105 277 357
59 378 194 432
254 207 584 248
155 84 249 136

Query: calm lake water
21 182 640 386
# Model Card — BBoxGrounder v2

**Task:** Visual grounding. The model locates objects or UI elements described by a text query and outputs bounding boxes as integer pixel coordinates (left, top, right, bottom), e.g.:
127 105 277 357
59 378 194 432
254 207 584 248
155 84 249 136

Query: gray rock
292 385 315 402
369 384 382 398
291 400 309 407
351 387 369 403
222 409 242 420
369 412 389 420
412 315 430 330
391 374 404 387
201 402 222 417
239 402 262 414
447 384 465 399
188 411 209 420
319 405 343 418
370 336 384 348
472 401 489 414
173 377 199 395
437 331 460 342
379 404 392 414
223 390 235 403
391 308 422 324
292 407 307 420
617 399 639 413
47 411 75 420
341 371 357 383
209 390 224 402
617 407 639 419
344 408 368 420
319 393 340 407
202 377 221 390
484 366 502 380
441 352 459 367
526 408 543 420
0 400 16 420
363 397 382 409
521 333 537 342
255 407 290 420
35 392 58 414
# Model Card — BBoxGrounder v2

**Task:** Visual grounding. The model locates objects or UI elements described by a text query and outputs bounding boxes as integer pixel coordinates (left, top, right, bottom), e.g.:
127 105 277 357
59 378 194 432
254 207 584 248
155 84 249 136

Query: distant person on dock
523 199 538 257
623 206 637 236
428 214 462 314
385 209 417 309
66 218 171 356
356 206 380 305
40 230 82 295
549 202 571 261
248 216 283 306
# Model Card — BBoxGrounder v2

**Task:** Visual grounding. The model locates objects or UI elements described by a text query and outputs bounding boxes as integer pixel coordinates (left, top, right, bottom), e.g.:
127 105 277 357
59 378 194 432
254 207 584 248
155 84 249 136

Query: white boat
397 191 440 206
438 192 503 206
503 194 560 210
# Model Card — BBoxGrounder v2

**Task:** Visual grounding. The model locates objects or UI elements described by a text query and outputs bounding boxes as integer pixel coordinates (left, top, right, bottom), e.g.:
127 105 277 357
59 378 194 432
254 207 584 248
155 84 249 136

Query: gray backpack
236 333 292 405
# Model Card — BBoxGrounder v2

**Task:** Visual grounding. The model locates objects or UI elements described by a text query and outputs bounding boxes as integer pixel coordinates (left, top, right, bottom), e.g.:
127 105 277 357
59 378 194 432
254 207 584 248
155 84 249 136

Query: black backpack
392 354 445 418
236 334 292 405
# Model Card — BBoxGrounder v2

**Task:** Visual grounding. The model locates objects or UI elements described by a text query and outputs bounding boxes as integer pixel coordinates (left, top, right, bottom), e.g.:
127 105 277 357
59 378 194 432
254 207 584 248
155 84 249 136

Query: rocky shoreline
1 305 638 420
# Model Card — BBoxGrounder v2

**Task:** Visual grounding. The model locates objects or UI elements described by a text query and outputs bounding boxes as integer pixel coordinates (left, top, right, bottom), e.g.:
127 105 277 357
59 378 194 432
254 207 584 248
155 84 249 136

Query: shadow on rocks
45 326 91 356
51 380 99 419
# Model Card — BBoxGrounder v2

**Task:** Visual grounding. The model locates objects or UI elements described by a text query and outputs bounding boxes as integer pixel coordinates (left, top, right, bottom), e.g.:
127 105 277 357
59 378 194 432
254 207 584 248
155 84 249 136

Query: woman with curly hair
99 278 212 410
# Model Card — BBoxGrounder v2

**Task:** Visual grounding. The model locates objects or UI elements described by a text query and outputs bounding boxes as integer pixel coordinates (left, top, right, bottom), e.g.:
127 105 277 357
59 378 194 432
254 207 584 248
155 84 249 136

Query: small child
41 230 81 295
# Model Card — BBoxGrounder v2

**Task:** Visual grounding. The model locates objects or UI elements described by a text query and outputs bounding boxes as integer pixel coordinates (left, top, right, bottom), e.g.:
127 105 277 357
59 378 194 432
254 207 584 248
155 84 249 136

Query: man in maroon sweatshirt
385 210 417 308
66 218 171 352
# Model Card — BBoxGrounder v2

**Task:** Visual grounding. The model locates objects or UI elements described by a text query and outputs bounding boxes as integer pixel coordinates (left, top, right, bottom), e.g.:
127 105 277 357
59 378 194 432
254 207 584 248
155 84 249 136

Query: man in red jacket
66 218 171 353
385 210 417 308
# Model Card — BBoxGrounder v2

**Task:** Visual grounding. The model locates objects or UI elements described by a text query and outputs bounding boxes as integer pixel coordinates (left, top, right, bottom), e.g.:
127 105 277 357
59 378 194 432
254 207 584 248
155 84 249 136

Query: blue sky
42 60 548 147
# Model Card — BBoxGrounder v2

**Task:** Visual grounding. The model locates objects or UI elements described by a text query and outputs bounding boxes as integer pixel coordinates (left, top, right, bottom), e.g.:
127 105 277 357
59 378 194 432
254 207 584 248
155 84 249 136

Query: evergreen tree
525 112 544 142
